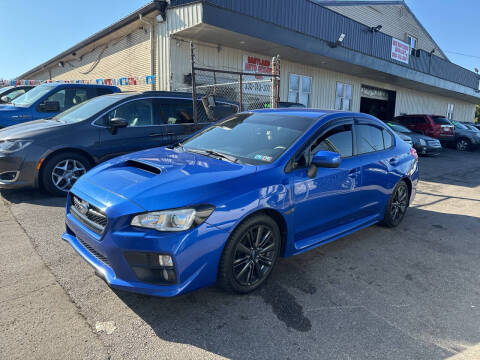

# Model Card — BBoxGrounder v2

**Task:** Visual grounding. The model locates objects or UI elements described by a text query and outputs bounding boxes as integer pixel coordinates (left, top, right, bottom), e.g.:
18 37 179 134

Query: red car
394 114 455 142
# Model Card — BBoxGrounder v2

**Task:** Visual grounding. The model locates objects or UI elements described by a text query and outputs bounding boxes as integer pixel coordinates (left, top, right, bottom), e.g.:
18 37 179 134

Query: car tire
382 180 409 228
41 152 91 196
456 138 471 152
218 214 281 294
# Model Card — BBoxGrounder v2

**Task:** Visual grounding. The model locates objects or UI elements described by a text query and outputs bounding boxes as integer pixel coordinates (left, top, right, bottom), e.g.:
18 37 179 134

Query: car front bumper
63 193 229 297
415 145 442 156
0 151 37 189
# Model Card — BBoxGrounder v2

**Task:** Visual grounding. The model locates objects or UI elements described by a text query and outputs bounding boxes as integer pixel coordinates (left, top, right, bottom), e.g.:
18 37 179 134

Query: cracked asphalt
1 148 480 359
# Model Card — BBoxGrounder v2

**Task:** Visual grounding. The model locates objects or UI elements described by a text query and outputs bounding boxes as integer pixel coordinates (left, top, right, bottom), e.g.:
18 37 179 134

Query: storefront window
447 103 455 120
335 82 353 111
288 74 312 107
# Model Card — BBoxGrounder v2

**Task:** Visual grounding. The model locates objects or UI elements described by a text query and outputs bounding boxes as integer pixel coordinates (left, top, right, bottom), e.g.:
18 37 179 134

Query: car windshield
387 123 410 133
53 95 123 124
451 120 468 130
432 117 451 125
182 112 315 165
11 84 53 107
0 86 13 95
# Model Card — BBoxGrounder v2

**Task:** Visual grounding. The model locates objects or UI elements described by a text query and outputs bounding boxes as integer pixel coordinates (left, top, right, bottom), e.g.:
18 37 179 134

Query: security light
370 25 382 32
329 33 346 48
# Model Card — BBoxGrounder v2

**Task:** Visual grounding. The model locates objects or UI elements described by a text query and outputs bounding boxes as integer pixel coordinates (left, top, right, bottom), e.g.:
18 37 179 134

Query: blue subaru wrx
63 109 418 297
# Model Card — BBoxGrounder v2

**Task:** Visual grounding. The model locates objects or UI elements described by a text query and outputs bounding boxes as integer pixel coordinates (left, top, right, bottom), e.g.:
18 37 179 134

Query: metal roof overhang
174 3 480 104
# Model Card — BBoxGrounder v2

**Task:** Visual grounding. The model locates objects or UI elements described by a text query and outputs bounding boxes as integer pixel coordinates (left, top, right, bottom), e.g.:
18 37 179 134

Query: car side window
164 100 195 124
102 99 157 127
296 123 353 168
356 124 385 154
412 116 426 124
383 129 394 148
45 89 66 112
71 88 88 106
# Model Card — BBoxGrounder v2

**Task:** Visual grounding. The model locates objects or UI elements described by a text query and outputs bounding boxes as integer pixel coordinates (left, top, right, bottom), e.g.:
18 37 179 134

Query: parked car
462 122 480 132
62 109 419 297
0 85 35 104
0 91 238 195
386 122 442 155
394 114 455 143
450 120 480 151
0 83 120 128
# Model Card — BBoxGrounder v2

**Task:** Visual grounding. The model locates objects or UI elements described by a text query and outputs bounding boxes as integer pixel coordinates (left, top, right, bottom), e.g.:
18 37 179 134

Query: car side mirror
308 151 341 178
38 101 60 113
0 95 10 103
108 117 128 135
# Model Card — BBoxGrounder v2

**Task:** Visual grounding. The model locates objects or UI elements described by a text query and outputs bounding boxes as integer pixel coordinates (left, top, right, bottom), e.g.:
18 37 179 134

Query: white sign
242 55 272 96
391 38 410 64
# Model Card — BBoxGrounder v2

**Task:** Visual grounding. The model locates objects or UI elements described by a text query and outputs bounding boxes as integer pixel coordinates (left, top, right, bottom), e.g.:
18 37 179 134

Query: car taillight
410 147 418 159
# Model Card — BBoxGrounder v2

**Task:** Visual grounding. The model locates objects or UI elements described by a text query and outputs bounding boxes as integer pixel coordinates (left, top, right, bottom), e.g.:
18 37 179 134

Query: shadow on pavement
114 205 480 360
0 188 66 207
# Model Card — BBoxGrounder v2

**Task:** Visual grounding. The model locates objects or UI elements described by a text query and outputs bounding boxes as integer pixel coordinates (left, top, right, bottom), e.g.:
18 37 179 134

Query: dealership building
19 0 480 121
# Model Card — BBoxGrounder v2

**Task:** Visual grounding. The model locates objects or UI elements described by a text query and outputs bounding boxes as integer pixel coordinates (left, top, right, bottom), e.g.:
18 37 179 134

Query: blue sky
1 0 479 79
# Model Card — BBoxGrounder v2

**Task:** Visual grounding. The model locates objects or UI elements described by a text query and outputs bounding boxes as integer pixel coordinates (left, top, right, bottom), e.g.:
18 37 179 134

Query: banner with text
391 38 410 64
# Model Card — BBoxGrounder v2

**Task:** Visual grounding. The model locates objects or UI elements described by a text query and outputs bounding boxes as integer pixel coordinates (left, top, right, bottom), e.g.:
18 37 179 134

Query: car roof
39 83 118 90
101 91 238 104
251 108 370 119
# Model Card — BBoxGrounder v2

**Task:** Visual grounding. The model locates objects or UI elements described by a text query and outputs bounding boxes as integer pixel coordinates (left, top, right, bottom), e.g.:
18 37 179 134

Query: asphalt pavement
1 148 480 359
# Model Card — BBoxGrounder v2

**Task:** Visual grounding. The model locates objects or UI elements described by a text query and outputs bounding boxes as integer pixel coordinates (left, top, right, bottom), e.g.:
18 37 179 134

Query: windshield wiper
186 148 239 163
204 150 240 163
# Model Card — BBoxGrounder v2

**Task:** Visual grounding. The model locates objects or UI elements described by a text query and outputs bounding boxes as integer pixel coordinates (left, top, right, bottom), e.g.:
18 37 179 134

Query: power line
444 50 480 60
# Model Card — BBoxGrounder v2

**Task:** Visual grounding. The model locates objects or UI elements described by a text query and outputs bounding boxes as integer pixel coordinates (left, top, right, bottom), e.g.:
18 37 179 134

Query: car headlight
131 205 215 232
419 139 427 146
0 140 33 154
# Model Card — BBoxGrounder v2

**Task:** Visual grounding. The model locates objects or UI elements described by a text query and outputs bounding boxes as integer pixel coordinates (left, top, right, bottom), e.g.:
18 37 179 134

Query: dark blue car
63 109 419 297
0 83 120 128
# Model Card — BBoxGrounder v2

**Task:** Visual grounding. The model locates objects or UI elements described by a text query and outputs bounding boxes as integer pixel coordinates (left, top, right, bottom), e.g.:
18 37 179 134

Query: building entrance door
360 85 396 121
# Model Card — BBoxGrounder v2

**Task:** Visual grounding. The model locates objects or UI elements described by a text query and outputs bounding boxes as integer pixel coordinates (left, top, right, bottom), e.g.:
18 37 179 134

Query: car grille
428 139 441 147
77 236 111 267
70 195 107 235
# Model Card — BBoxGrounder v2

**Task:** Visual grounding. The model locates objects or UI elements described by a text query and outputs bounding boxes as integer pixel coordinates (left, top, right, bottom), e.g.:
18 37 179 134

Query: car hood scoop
124 160 162 175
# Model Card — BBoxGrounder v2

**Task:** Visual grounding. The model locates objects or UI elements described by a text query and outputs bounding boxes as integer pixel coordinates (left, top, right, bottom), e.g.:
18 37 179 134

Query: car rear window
432 117 451 125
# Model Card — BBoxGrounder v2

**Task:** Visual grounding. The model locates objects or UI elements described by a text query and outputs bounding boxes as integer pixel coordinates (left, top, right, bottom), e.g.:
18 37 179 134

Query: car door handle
149 133 164 137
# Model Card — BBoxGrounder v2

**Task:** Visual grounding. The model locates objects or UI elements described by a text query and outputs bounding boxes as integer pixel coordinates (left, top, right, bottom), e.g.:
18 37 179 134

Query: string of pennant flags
1 75 156 87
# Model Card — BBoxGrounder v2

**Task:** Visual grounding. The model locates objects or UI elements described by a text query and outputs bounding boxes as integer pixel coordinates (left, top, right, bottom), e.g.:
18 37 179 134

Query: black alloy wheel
218 215 280 293
382 180 409 228
456 138 471 152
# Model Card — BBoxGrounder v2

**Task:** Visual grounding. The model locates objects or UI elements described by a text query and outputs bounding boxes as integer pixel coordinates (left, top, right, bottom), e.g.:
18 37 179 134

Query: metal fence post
190 41 198 125
239 74 243 112
271 55 280 108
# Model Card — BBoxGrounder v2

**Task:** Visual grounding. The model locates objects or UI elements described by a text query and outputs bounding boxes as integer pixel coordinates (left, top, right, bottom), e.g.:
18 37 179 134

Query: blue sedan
63 109 419 297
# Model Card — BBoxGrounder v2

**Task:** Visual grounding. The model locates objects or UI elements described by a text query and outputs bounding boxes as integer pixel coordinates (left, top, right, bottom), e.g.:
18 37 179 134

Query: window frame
287 117 355 172
288 73 312 107
407 34 418 50
335 82 353 111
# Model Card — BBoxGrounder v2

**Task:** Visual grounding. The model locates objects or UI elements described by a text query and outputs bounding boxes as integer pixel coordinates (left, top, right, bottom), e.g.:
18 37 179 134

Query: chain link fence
174 43 280 123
